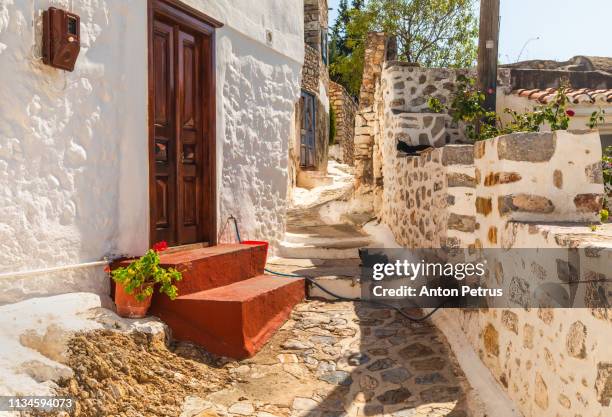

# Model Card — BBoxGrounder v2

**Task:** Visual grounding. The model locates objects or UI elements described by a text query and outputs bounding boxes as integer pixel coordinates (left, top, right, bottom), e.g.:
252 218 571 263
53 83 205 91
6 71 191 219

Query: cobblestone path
183 300 479 417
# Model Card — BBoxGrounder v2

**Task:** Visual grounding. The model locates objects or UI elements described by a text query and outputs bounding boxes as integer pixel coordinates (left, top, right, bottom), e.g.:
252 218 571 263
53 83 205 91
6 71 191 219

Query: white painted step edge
277 244 361 259
308 276 362 300
284 233 371 246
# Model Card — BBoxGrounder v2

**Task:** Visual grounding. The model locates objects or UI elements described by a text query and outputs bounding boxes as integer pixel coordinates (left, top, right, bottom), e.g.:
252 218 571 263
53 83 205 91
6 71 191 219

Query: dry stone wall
380 144 476 249
354 33 387 190
302 45 320 94
329 81 357 165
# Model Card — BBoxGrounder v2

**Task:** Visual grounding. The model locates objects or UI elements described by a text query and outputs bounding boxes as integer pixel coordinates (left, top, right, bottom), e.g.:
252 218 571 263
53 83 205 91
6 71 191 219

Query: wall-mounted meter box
42 7 80 72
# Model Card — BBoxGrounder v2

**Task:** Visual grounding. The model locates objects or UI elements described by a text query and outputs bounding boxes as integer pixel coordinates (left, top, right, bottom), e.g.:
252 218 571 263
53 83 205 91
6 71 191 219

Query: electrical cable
227 216 447 322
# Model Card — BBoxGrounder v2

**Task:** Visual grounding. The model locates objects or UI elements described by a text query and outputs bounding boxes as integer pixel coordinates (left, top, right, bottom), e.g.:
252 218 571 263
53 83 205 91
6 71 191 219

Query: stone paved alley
39 160 486 417
182 300 478 417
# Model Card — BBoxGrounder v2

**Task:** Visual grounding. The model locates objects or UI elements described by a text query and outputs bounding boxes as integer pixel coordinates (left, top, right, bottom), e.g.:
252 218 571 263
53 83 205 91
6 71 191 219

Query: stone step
277 241 362 259
284 224 371 247
150 275 305 359
297 170 334 189
308 275 362 300
158 244 267 294
113 244 268 297
265 256 363 300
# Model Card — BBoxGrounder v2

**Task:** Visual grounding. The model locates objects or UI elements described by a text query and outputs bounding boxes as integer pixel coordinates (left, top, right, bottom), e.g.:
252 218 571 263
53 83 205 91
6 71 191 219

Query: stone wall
453 230 611 417
474 131 604 246
354 47 513 193
358 40 493 200
459 130 610 417
329 81 357 165
304 0 328 53
380 145 476 249
354 33 387 190
376 111 609 415
357 33 610 416
302 45 321 94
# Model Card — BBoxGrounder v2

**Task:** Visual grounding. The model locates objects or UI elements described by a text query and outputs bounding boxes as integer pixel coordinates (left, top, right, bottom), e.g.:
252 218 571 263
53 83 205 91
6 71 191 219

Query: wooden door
149 1 218 247
300 90 316 168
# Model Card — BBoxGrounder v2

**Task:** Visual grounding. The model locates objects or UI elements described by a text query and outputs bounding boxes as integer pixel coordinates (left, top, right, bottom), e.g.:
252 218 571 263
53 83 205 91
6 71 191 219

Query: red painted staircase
120 244 305 359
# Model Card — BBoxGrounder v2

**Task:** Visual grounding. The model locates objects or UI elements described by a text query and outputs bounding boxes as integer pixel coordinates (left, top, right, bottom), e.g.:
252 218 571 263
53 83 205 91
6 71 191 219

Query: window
321 29 328 65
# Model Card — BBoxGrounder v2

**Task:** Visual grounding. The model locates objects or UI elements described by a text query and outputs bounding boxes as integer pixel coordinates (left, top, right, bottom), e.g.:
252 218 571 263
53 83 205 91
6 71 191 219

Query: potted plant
109 241 182 318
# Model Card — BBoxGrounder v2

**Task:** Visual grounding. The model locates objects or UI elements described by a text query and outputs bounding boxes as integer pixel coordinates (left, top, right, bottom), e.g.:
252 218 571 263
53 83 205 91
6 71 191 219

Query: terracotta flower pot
114 284 152 318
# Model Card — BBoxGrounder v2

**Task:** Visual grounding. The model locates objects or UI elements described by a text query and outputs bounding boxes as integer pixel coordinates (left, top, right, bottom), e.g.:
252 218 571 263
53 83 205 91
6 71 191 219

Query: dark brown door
149 2 217 247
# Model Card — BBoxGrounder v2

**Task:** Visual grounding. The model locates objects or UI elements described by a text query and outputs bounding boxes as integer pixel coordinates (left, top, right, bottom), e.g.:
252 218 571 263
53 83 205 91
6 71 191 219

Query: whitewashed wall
0 0 303 303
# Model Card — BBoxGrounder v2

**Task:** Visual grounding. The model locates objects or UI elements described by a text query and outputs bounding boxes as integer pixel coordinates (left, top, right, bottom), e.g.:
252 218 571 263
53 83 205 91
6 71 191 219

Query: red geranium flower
152 241 168 252
566 109 575 117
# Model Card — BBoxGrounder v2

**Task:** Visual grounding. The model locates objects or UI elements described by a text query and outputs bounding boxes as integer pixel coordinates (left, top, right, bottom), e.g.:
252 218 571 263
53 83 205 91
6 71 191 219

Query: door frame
147 0 222 247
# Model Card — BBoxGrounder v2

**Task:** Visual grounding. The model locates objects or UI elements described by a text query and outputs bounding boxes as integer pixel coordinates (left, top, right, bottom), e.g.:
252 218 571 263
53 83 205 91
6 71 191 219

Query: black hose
230 216 447 322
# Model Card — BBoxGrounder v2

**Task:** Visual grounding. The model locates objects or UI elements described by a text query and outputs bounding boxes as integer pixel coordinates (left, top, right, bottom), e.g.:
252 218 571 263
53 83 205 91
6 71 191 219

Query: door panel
150 13 210 247
152 20 176 243
177 29 201 244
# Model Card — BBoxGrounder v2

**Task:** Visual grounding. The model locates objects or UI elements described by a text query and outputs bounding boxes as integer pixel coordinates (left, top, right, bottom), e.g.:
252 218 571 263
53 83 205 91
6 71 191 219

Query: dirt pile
51 329 229 416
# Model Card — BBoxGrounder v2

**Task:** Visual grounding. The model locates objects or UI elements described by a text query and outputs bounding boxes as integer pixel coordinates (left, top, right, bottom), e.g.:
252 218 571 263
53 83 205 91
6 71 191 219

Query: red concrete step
150 274 305 358
114 244 267 295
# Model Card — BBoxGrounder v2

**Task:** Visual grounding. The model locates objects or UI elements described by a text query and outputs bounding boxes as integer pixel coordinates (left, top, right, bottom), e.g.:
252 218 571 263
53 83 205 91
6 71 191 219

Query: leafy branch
427 78 585 141
111 248 182 302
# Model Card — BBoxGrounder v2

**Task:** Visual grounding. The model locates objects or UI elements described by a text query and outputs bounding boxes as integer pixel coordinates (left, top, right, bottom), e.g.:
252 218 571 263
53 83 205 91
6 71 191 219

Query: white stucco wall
0 0 303 303
0 0 149 303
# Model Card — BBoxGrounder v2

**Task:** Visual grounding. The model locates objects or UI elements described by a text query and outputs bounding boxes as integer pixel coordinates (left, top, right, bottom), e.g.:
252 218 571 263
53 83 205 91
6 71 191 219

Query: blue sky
327 0 611 64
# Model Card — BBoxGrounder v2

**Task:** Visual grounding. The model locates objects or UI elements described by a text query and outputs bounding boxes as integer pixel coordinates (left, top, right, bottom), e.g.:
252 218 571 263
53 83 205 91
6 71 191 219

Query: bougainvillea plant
110 241 182 301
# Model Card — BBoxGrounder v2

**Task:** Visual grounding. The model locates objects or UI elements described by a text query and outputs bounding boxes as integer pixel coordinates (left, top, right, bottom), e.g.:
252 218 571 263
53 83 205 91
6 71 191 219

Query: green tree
329 6 373 97
329 0 478 97
369 0 477 67
330 0 351 63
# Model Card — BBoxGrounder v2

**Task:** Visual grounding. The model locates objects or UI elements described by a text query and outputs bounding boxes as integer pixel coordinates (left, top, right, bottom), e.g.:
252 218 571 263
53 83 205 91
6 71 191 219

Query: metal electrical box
42 7 80 71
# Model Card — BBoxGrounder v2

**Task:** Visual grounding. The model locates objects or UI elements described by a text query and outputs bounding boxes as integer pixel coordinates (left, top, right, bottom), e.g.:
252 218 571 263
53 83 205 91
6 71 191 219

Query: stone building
290 0 330 189
0 0 304 303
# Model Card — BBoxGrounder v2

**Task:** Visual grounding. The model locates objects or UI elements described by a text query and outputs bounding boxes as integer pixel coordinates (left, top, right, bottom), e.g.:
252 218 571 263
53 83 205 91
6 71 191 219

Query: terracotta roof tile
510 88 612 104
